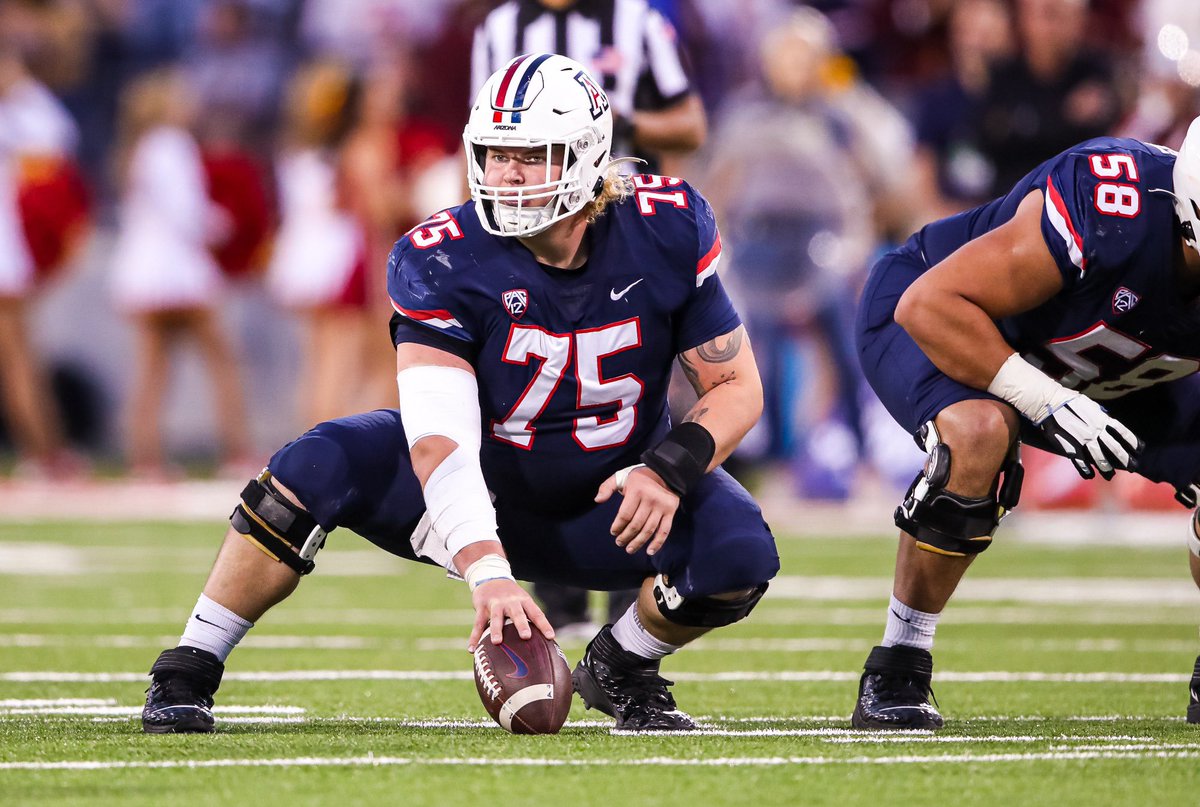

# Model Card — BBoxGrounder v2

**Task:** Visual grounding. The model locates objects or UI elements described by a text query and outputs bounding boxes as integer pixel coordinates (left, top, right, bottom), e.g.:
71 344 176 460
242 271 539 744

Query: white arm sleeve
397 366 499 559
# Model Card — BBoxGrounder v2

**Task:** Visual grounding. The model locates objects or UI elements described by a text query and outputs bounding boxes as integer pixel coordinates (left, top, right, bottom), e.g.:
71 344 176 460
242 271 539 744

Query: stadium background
0 0 1194 515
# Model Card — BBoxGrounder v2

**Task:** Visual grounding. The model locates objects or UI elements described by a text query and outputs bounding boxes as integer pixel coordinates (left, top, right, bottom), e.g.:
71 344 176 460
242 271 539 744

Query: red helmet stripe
492 55 530 123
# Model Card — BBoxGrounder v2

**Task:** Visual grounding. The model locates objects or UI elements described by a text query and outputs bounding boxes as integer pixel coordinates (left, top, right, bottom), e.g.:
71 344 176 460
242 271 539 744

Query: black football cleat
851 644 944 730
572 624 696 731
142 646 224 734
1188 654 1200 724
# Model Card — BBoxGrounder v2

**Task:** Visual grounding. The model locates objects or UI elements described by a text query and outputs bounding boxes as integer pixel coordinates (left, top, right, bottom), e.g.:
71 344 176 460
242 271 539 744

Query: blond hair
584 160 637 222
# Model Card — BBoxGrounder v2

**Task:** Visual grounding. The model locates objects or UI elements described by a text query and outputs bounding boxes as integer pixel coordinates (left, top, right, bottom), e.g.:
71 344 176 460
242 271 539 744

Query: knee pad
230 469 328 576
894 421 1023 557
651 574 768 628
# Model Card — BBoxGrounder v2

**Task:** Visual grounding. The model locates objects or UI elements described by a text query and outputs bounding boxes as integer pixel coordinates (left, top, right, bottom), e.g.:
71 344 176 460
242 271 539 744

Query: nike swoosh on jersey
610 279 644 301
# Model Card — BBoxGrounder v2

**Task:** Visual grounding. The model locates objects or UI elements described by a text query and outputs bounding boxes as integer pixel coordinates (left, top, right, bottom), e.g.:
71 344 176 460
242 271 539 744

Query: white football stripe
498 684 555 732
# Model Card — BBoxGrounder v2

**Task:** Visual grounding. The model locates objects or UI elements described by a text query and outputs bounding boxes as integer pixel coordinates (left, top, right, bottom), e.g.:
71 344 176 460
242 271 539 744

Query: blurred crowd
1 0 1198 505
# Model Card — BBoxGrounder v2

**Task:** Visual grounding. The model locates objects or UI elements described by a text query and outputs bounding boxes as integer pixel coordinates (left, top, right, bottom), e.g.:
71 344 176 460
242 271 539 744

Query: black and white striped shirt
471 0 693 159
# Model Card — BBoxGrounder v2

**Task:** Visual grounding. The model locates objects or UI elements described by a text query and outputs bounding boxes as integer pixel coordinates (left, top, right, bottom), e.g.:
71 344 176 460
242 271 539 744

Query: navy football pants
857 242 1200 491
267 409 780 597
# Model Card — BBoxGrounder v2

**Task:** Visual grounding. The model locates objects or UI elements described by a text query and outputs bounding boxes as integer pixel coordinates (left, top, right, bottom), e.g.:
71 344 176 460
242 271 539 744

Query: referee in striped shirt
471 0 708 633
471 0 706 175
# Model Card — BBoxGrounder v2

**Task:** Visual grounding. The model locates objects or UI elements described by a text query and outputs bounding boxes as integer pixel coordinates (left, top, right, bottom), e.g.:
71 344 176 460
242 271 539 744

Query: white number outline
1039 322 1200 399
633 174 688 216
490 320 645 450
408 210 464 249
1087 152 1141 218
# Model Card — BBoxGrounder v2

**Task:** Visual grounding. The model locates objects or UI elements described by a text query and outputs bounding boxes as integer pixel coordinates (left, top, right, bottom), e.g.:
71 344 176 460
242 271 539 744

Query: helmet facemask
465 131 606 237
464 54 614 238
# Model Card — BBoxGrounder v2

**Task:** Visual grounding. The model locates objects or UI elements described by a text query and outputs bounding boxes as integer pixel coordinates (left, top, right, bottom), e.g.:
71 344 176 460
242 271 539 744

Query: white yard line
1 669 1189 684
2 750 1199 771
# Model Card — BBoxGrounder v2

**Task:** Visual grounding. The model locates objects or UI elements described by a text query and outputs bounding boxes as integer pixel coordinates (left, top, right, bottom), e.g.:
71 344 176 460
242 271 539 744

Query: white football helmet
464 53 613 237
1172 116 1200 254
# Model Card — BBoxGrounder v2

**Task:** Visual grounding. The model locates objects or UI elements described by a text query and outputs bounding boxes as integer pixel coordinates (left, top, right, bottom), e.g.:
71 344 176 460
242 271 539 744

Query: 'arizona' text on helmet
464 53 614 238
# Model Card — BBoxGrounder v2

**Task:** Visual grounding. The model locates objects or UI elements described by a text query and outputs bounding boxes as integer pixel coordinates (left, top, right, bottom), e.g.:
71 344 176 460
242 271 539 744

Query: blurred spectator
109 67 250 476
471 0 706 175
341 52 453 414
975 0 1122 197
265 59 370 429
299 0 453 70
0 48 78 477
1121 1 1200 150
700 7 914 498
184 0 291 154
910 0 1014 220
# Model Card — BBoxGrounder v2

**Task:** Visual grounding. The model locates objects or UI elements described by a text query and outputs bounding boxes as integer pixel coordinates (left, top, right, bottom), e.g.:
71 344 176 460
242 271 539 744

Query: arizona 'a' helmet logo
503 289 528 319
1112 286 1140 314
574 70 610 121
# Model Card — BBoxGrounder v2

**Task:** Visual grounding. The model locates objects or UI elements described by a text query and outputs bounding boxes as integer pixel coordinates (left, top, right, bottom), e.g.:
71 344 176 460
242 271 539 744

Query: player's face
483 146 565 208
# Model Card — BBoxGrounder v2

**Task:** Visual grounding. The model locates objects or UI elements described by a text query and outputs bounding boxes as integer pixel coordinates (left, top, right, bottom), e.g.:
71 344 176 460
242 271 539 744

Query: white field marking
0 704 304 716
752 604 1198 626
823 735 1149 745
0 542 408 577
0 634 391 650
419 636 1200 655
2 750 1200 771
0 698 115 707
0 632 1187 655
3 669 1190 685
0 603 1192 628
86 716 308 725
769 576 1200 605
0 607 478 626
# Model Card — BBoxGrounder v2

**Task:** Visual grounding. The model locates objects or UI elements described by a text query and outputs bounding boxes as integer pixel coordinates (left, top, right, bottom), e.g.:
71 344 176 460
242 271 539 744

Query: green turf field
1 519 1197 806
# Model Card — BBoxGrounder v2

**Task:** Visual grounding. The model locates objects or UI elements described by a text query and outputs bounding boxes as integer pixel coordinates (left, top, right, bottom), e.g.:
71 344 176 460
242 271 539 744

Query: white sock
611 603 681 660
180 593 253 662
881 594 939 651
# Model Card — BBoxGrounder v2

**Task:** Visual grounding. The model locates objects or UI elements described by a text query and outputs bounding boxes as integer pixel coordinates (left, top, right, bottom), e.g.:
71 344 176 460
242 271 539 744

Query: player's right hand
595 466 679 557
1036 394 1141 480
468 578 554 653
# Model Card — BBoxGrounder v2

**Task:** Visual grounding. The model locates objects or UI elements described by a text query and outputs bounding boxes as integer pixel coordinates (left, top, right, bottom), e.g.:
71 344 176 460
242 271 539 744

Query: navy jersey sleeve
671 181 742 352
386 212 480 354
1037 141 1149 291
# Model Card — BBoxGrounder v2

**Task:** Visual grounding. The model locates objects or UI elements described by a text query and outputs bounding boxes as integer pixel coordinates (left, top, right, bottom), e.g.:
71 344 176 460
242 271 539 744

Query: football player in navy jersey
141 54 778 734
851 118 1200 729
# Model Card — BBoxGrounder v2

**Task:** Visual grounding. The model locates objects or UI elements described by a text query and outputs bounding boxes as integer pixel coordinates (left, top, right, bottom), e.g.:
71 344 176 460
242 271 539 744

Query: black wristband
640 422 716 497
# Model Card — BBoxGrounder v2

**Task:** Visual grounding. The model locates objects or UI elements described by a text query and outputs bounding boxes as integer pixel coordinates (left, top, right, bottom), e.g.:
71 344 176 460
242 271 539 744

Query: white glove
988 353 1141 480
1036 394 1140 480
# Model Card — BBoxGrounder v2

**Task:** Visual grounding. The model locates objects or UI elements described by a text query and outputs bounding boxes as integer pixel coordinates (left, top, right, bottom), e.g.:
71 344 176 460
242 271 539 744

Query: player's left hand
595 465 680 556
1036 394 1141 480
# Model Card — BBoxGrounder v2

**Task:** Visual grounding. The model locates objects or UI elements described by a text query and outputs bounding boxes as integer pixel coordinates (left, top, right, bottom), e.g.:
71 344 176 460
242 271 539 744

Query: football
473 621 573 734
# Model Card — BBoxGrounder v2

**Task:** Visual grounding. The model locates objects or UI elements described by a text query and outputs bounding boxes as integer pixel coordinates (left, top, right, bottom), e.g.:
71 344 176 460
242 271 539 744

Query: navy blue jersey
387 176 739 512
913 136 1200 401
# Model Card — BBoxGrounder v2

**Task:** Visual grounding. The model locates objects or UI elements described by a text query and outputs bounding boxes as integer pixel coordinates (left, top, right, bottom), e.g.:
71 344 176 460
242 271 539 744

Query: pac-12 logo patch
1112 286 1140 314
502 288 528 319
574 70 610 121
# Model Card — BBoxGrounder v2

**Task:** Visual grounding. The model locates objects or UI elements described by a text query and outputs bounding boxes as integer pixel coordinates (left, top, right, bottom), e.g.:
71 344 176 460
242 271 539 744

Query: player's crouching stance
851 117 1200 730
141 54 778 734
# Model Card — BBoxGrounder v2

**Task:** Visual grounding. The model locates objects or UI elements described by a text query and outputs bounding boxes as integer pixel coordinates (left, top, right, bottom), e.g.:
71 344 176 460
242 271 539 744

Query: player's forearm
895 287 1014 390
684 379 762 470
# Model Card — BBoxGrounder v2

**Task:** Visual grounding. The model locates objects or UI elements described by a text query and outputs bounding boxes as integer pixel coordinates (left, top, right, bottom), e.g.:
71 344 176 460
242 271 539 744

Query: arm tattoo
696 330 743 364
682 406 709 424
678 353 704 396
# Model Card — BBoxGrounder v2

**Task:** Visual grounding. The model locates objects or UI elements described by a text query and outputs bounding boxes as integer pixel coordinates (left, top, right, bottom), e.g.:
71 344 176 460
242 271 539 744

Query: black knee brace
894 421 1023 557
652 574 768 628
230 470 327 576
